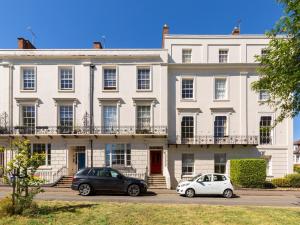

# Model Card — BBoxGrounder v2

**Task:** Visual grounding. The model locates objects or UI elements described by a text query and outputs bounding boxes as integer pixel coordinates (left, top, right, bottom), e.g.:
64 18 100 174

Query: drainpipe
89 64 95 168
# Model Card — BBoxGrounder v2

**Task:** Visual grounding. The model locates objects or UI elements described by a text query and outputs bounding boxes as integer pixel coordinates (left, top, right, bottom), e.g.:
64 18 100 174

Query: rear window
76 168 90 176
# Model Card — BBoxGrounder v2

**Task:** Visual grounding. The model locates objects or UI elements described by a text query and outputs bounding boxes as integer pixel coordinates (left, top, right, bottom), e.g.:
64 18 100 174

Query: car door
211 174 226 194
108 169 125 192
194 174 213 194
88 168 107 191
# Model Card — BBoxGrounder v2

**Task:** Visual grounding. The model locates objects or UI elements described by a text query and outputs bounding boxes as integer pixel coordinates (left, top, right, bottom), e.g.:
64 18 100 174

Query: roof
294 139 300 145
165 34 286 39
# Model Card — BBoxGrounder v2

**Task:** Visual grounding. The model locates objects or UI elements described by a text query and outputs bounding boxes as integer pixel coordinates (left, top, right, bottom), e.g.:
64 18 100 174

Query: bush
294 165 300 174
230 159 266 188
285 173 300 188
0 197 14 216
262 181 276 189
271 178 291 187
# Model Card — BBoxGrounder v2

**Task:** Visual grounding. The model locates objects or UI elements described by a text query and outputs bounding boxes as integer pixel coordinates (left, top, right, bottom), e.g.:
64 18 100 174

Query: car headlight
180 183 189 187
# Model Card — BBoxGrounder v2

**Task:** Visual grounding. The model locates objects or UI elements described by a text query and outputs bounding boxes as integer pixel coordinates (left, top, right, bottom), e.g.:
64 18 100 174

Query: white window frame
182 153 194 176
182 49 192 63
213 115 228 137
31 143 52 167
58 66 75 91
219 49 229 63
258 90 270 102
102 104 119 128
105 144 131 167
213 76 229 101
20 66 37 92
102 66 118 91
259 114 274 145
180 76 196 101
136 66 152 91
136 104 151 129
214 153 227 174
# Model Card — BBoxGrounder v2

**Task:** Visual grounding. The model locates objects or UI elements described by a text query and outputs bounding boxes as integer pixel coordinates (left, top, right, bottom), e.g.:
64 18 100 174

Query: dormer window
182 49 192 63
219 49 228 63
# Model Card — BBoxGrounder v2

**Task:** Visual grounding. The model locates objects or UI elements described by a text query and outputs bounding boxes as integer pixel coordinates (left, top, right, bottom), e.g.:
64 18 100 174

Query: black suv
71 167 148 196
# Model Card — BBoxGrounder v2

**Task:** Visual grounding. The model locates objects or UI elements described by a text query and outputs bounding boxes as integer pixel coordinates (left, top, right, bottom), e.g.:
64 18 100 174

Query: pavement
0 187 300 207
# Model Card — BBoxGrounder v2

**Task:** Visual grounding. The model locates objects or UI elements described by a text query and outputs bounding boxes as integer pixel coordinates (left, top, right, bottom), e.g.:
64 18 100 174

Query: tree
0 139 45 215
252 0 300 123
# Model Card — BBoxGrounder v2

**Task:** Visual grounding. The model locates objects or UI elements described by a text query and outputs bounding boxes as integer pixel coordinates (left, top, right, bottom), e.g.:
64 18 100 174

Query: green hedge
271 178 291 187
285 174 300 187
294 165 300 174
230 159 266 188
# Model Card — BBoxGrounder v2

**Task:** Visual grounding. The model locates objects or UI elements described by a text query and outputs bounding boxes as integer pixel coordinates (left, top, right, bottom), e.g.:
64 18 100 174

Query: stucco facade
0 27 294 189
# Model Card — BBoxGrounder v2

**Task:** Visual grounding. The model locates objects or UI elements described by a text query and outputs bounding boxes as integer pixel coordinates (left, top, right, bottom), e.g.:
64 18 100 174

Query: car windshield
189 174 202 181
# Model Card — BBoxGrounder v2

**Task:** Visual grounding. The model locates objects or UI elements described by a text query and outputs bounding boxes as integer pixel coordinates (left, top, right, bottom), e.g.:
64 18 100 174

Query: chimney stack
18 37 36 49
161 24 169 48
231 26 240 35
93 41 103 49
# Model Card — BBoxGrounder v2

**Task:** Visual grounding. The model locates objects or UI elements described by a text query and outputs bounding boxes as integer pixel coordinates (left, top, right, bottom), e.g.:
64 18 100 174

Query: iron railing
175 135 259 145
0 126 168 136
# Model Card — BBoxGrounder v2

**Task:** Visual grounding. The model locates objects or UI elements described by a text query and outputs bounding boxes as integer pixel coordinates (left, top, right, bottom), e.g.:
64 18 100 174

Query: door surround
149 146 163 175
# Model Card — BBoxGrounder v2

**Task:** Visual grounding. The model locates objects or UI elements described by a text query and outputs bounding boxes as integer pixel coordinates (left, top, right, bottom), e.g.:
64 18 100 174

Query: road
0 187 299 207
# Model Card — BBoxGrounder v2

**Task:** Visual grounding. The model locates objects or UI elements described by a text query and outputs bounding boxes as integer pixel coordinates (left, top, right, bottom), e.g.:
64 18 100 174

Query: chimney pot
232 26 240 35
162 24 169 48
93 41 103 49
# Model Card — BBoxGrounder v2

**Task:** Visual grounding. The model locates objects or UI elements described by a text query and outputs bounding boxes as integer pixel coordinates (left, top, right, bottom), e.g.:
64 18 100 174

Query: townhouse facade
0 26 294 189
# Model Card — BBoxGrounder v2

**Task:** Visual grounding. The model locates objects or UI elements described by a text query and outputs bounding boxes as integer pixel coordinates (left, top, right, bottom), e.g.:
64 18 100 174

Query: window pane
214 153 226 174
103 69 116 90
215 79 226 100
181 79 194 99
259 90 270 101
182 153 194 175
137 106 151 129
137 68 150 90
60 68 73 90
59 106 73 127
182 49 192 63
105 144 131 167
214 116 227 137
23 68 35 90
219 50 228 63
181 116 194 139
103 106 117 132
32 144 46 165
260 116 272 144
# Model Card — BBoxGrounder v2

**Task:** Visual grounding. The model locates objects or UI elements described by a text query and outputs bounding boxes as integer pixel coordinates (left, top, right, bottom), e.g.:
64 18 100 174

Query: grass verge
0 201 300 225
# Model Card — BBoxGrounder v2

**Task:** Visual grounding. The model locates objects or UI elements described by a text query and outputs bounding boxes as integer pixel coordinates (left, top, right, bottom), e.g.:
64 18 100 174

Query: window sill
136 89 153 92
20 89 36 93
102 89 119 93
213 99 230 102
58 90 75 93
180 99 196 102
37 166 52 170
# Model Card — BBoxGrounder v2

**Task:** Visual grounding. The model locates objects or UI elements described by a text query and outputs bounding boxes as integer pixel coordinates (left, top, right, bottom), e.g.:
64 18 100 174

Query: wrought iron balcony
175 135 259 145
0 126 168 136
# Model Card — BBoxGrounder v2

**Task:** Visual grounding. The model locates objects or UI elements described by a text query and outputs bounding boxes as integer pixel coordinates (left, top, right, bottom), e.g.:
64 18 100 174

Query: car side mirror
117 174 123 180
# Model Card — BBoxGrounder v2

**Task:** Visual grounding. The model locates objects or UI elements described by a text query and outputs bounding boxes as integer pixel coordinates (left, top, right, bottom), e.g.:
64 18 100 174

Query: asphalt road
0 187 300 207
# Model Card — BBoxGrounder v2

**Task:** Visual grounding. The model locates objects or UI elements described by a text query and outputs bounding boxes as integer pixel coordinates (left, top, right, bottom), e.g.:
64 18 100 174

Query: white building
0 26 294 189
294 140 300 164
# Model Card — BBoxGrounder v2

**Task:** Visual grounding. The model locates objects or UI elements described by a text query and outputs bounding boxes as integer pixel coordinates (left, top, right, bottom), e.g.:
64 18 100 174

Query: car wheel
185 188 195 198
127 184 140 197
78 183 92 196
223 189 233 198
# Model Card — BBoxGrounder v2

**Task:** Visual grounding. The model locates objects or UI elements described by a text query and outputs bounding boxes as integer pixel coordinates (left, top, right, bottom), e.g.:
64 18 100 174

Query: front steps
54 176 73 188
147 175 167 189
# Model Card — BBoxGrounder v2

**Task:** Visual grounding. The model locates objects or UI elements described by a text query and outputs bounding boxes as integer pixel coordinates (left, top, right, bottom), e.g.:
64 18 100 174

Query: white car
176 173 234 198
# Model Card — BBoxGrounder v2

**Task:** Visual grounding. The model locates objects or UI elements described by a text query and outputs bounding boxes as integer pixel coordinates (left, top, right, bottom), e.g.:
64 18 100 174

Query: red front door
150 151 162 174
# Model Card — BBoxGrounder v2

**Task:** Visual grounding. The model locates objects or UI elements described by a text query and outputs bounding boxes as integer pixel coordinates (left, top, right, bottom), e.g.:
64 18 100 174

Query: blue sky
0 0 299 140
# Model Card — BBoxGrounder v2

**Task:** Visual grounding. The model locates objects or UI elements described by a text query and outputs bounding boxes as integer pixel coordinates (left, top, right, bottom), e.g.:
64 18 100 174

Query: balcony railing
0 126 168 136
175 135 259 145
